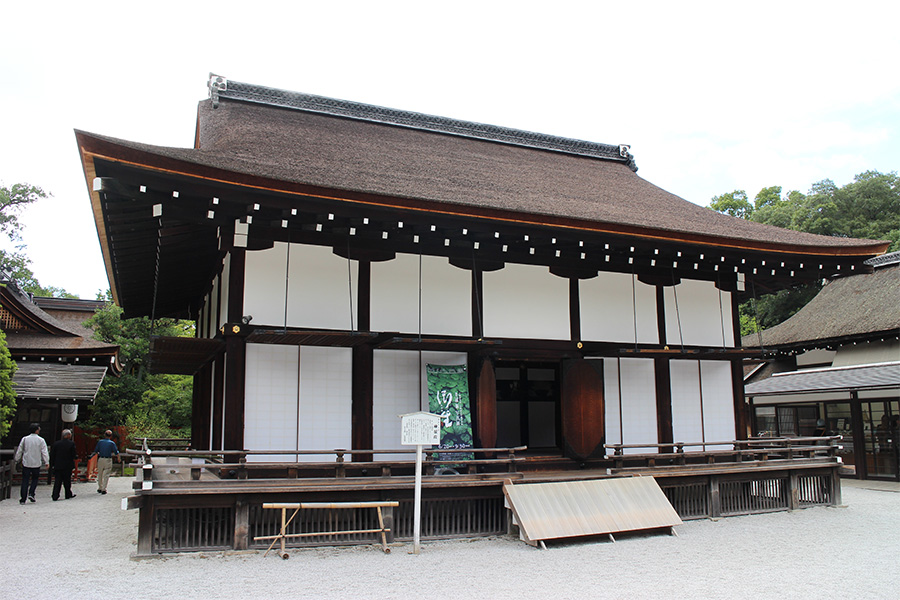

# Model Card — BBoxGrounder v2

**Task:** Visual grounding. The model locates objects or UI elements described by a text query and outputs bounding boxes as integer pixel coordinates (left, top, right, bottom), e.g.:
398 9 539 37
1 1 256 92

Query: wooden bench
254 501 400 558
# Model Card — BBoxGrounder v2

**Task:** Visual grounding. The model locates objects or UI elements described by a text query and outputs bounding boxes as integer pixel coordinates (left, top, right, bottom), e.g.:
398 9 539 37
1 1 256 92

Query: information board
400 411 441 446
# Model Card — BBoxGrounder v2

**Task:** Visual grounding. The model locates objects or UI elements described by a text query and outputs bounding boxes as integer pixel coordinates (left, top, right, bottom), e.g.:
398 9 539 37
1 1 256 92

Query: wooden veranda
123 437 843 555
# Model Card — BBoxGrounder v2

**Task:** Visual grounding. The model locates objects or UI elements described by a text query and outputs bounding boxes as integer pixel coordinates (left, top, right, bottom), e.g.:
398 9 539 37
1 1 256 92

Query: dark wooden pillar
561 359 605 460
223 335 246 452
471 269 483 339
192 362 212 451
473 356 497 450
357 260 371 332
654 285 674 450
222 249 246 452
731 289 749 439
352 344 374 461
655 358 674 448
569 278 581 342
656 285 667 346
211 355 224 451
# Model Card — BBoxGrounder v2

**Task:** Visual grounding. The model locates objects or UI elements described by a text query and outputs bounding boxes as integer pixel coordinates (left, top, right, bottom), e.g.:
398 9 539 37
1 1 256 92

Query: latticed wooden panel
0 306 27 331
152 507 234 552
797 474 832 506
662 482 709 519
394 497 507 539
720 477 789 515
248 504 384 548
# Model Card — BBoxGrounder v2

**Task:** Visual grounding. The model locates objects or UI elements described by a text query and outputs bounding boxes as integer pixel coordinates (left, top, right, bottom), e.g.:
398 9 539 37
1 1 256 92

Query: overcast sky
1 1 898 299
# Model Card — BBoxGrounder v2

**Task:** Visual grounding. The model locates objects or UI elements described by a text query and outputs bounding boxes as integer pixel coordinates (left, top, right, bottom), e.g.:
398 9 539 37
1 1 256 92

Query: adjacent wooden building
0 278 119 446
75 75 889 464
745 252 900 480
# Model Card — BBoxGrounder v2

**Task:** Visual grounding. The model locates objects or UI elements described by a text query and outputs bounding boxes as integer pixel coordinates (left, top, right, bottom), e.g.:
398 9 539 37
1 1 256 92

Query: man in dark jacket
50 429 78 501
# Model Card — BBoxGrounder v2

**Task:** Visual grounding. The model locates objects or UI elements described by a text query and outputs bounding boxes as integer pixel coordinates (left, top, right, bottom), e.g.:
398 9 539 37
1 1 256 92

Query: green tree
711 170 899 335
0 182 76 298
709 190 752 219
82 302 194 436
0 183 47 241
0 328 16 442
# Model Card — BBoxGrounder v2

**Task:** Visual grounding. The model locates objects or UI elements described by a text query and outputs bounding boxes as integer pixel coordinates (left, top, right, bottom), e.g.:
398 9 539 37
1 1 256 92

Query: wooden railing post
234 497 250 550
335 450 346 478
788 472 800 510
382 505 395 544
709 476 721 518
136 497 155 556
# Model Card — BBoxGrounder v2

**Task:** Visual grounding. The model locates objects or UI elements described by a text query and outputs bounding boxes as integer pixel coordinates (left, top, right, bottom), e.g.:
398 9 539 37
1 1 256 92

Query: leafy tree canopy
0 328 16 443
0 182 76 298
711 170 899 335
81 302 194 437
0 183 47 241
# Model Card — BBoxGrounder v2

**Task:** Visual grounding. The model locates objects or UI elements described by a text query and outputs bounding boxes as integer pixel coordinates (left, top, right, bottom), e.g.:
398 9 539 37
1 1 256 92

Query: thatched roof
743 254 900 349
81 78 886 256
75 76 890 318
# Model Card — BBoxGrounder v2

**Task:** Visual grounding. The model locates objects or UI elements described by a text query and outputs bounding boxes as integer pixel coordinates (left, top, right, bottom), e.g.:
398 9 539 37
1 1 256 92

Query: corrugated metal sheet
745 362 900 397
503 476 682 544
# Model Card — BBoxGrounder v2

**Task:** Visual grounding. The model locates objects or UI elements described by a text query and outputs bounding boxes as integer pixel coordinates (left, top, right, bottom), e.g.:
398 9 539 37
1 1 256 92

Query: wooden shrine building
0 276 119 446
75 75 889 464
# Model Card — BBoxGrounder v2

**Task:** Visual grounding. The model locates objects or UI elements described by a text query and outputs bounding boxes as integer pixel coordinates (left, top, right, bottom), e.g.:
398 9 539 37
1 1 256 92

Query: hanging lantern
61 403 79 423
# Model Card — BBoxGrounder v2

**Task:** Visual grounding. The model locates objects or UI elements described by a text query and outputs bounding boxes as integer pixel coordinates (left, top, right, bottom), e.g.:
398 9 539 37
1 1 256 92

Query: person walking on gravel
14 423 49 504
89 430 119 495
50 429 78 501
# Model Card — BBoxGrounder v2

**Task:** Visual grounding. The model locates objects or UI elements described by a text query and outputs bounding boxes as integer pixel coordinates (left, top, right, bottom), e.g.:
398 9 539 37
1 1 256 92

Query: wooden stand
255 501 399 558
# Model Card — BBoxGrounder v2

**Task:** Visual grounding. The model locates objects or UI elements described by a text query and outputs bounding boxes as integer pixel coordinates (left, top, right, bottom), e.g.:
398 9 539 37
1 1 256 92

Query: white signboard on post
399 411 441 554
400 411 441 446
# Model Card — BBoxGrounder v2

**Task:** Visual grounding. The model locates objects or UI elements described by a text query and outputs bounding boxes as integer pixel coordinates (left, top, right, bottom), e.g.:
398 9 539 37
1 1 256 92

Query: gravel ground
1 476 898 600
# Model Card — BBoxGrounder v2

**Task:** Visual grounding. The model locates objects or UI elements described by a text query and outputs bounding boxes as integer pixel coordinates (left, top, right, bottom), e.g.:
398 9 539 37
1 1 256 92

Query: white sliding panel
580 272 658 344
601 359 622 446
670 360 704 444
664 279 734 348
372 350 467 459
373 350 421 459
243 244 288 327
244 243 358 330
298 346 352 457
700 360 735 447
371 254 470 336
244 343 299 461
483 263 569 340
608 357 658 454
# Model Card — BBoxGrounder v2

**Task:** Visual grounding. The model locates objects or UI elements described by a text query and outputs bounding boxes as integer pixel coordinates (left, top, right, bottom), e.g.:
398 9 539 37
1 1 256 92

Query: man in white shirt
14 423 49 504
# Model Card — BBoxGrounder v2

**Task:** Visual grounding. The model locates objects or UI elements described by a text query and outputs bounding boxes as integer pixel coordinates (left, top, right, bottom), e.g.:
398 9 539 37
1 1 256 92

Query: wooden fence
122 437 843 555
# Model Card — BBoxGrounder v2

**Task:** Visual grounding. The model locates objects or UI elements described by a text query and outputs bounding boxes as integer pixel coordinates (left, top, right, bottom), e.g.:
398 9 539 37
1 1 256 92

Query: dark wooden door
561 359 605 460
474 357 497 450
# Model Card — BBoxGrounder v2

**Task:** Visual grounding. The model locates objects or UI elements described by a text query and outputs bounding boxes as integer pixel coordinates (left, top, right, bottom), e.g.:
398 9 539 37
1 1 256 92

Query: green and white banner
426 363 473 460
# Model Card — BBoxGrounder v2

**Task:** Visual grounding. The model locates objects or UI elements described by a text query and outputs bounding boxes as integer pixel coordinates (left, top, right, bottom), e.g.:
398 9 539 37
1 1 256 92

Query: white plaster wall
298 346 352 456
209 360 219 451
204 273 219 338
483 263 569 340
244 344 299 461
603 358 657 453
243 243 358 330
220 252 230 330
580 272 658 344
833 341 900 367
373 350 422 459
600 359 622 446
670 360 704 444
371 253 470 336
664 279 734 347
372 350 467 458
243 244 288 328
700 360 735 447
